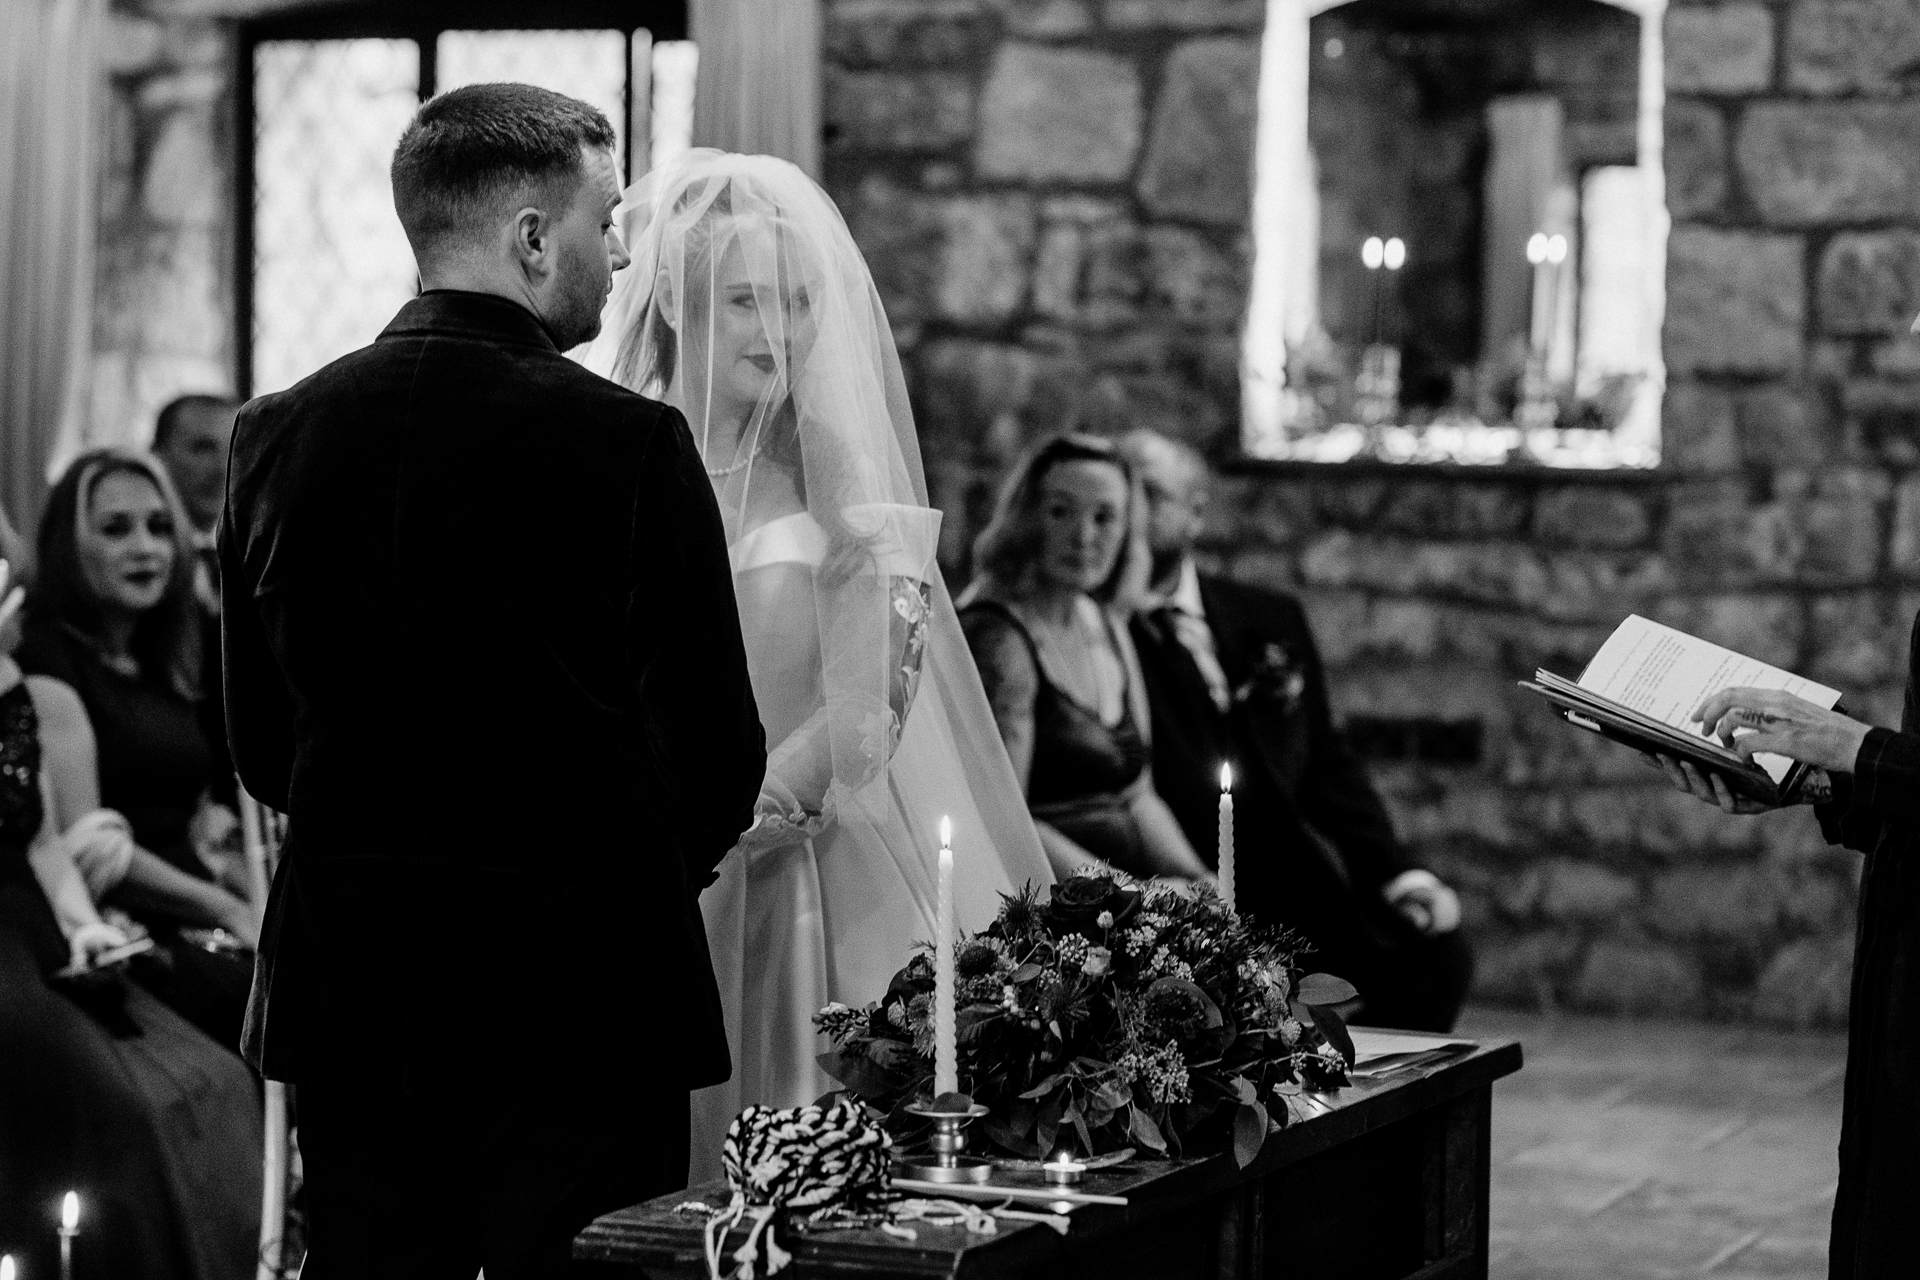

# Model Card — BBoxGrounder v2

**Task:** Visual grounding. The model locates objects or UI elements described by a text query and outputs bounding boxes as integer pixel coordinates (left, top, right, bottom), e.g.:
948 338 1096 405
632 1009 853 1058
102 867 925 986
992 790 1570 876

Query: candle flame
1546 233 1569 266
1383 237 1406 270
1220 762 1233 792
939 815 952 848
61 1190 79 1230
2 1253 14 1280
1361 236 1384 270
1527 232 1549 265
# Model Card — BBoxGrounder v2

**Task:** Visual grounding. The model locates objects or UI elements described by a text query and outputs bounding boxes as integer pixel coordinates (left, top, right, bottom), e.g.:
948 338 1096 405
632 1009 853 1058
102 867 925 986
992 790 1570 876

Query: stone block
1532 487 1654 550
1537 551 1676 623
141 109 224 227
1889 473 1920 575
1661 478 1760 580
1141 226 1244 327
1662 380 1741 471
826 71 974 152
976 44 1142 182
1666 4 1774 93
1816 231 1920 337
825 13 992 68
1808 591 1907 686
1570 936 1707 1017
1802 472 1885 580
1663 592 1805 669
989 0 1095 36
1374 480 1532 539
1104 0 1265 29
1737 383 1835 466
160 19 228 69
101 87 139 225
1534 859 1641 924
1649 865 1782 940
1468 930 1579 1009
1136 37 1260 225
1736 100 1920 226
1031 200 1140 328
850 182 1036 325
1787 0 1920 95
1846 378 1920 464
1665 227 1804 375
1751 936 1854 1029
913 338 1043 451
1664 100 1730 220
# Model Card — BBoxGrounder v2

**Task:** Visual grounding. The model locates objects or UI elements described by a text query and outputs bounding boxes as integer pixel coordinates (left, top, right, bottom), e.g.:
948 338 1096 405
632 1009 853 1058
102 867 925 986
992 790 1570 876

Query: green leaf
1233 1101 1269 1168
1297 973 1358 1006
818 1049 900 1100
869 1039 918 1071
1306 1002 1356 1068
1012 962 1045 984
1129 1105 1169 1154
1231 1075 1259 1106
1019 1073 1068 1101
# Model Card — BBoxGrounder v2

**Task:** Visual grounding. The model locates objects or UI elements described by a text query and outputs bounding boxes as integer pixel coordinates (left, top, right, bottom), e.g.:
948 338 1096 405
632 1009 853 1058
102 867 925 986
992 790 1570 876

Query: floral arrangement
814 870 1356 1168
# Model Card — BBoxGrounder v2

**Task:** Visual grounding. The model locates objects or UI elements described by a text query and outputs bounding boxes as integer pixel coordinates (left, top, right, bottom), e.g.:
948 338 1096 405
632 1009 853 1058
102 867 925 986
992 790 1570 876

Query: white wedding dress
582 151 1055 1183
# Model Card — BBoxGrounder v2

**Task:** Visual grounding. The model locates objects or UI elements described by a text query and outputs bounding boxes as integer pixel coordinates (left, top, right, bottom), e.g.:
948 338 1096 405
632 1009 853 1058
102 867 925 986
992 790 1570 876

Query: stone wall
82 0 1920 1027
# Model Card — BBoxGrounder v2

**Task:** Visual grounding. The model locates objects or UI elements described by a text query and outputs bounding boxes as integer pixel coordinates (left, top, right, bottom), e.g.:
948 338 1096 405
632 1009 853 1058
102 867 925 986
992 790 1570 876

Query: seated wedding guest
18 449 256 1047
0 554 261 1280
151 394 239 803
1117 430 1471 1032
959 433 1211 882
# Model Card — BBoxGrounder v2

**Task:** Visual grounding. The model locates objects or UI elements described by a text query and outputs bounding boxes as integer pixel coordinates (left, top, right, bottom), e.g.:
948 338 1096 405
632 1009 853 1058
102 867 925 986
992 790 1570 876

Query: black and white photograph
1 0 1915 1276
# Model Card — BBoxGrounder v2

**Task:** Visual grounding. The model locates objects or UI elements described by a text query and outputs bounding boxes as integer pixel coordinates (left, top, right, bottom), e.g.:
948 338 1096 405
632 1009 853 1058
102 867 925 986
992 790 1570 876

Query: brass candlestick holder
900 1098 992 1184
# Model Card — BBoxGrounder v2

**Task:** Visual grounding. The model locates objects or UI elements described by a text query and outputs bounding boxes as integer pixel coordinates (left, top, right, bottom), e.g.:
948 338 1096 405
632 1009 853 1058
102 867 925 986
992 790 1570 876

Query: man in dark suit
223 85 765 1278
1119 430 1470 1032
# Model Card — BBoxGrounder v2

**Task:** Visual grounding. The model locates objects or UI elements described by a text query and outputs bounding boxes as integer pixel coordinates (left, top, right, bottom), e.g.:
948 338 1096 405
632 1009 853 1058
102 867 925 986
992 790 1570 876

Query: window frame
234 0 687 397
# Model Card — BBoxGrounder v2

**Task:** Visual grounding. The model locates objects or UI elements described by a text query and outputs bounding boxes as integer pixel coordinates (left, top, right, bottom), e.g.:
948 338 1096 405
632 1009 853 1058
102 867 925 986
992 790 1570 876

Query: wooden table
575 1036 1522 1280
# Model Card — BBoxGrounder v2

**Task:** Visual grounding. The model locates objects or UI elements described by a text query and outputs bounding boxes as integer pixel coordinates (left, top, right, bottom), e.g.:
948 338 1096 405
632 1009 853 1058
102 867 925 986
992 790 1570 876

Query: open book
1520 615 1842 805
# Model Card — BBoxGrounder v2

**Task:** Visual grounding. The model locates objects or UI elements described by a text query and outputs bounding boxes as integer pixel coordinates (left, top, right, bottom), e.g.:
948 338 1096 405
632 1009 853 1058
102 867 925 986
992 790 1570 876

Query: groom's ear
510 204 555 278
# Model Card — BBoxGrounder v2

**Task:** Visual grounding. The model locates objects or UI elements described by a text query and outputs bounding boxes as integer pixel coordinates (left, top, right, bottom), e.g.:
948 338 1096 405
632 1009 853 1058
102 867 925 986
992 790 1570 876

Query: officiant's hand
1649 754 1775 815
1692 687 1872 774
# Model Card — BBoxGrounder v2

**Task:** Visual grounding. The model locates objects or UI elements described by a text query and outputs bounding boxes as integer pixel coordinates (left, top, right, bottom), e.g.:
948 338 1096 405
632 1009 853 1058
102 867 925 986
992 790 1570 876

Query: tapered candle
934 815 958 1098
1218 764 1235 909
3 1253 15 1280
59 1191 79 1280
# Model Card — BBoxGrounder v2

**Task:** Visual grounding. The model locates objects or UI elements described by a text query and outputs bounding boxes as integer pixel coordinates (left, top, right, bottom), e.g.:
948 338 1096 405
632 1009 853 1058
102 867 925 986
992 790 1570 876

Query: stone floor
1456 1006 1847 1280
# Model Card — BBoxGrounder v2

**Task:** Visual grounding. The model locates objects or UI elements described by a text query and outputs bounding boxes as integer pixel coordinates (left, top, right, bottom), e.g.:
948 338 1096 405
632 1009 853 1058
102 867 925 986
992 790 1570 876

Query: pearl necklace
705 443 762 478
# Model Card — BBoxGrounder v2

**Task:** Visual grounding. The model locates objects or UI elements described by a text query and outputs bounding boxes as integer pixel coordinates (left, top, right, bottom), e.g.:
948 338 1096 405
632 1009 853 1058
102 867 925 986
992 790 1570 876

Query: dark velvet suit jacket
1130 573 1415 945
223 291 765 1098
1816 610 1920 1275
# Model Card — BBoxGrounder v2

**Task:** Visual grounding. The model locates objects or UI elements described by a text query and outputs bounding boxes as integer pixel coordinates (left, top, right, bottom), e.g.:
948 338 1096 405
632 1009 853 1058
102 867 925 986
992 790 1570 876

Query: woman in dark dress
18 450 256 1046
1663 651 1920 1275
959 434 1210 882
0 559 262 1280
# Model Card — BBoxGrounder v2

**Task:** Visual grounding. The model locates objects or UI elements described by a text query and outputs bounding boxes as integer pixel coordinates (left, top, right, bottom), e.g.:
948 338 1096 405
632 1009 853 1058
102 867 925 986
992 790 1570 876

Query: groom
224 84 765 1277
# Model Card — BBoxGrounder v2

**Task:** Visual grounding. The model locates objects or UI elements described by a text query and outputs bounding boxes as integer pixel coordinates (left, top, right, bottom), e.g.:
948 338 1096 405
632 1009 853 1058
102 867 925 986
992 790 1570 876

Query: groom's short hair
390 82 616 255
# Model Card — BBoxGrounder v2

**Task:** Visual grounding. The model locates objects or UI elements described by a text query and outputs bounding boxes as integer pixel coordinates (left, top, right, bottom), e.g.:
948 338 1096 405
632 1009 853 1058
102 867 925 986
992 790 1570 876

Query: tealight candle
1217 763 1235 910
933 816 958 1098
1043 1153 1087 1186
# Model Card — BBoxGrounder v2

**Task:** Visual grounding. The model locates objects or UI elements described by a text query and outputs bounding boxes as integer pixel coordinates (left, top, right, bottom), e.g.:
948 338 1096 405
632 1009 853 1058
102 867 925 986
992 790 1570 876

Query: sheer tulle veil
583 151 1052 1147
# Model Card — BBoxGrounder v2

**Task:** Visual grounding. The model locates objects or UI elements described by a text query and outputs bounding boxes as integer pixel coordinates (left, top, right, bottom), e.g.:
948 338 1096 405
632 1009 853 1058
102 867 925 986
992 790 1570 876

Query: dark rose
957 941 1001 978
1047 873 1142 934
1143 977 1223 1041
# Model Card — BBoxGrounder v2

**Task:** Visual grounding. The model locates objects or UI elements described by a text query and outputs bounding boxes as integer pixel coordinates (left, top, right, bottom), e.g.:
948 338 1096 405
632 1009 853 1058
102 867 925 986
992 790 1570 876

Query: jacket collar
379 290 561 352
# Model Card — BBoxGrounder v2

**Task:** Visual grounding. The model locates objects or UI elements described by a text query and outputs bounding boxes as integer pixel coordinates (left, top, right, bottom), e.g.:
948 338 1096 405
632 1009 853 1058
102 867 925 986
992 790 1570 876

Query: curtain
689 0 821 178
0 0 101 541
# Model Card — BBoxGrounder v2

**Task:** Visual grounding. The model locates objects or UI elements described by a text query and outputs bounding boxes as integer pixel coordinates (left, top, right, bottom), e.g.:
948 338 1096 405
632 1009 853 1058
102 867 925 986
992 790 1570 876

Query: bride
584 150 1056 1177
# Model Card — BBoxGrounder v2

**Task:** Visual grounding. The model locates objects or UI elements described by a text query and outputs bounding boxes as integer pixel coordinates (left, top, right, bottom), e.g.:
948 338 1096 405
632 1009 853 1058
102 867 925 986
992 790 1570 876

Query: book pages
1578 616 1841 784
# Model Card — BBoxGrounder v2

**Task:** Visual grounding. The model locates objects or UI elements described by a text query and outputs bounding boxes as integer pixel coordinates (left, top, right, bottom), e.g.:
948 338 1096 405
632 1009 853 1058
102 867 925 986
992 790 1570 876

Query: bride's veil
583 149 1053 935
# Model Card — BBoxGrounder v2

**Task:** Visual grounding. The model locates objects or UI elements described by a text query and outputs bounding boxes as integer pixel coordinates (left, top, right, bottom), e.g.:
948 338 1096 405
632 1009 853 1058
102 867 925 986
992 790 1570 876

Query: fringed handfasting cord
693 1099 892 1280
